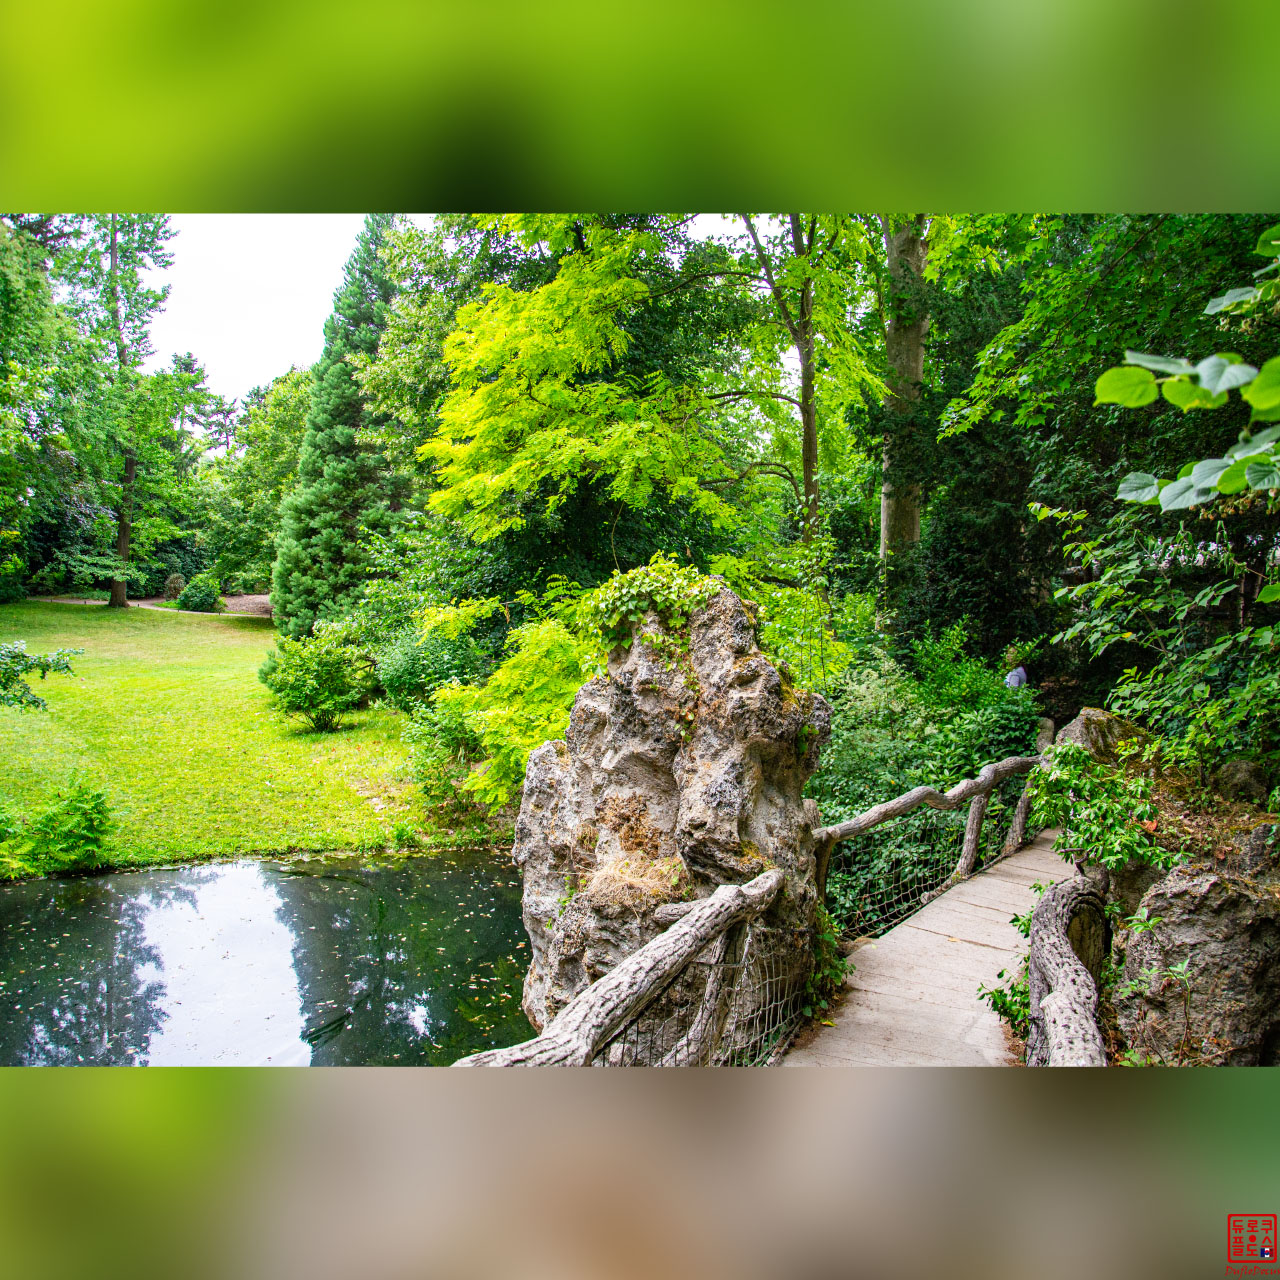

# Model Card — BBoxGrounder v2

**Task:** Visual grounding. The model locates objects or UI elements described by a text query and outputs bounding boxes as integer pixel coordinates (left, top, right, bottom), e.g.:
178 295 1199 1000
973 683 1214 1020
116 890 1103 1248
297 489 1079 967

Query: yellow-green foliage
421 217 738 542
413 556 722 808
0 602 435 867
432 616 592 807
711 544 852 691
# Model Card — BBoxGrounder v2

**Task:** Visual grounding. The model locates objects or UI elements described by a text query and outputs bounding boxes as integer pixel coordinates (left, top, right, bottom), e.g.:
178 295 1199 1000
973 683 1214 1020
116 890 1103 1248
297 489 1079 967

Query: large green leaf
1195 355 1258 395
1162 378 1226 411
1258 584 1280 605
1217 459 1251 494
1243 356 1280 412
1095 365 1157 408
1237 424 1280 452
1158 475 1208 511
1245 457 1280 490
1116 472 1161 503
1256 224 1280 258
1190 457 1232 487
1227 424 1280 459
1124 350 1194 375
1204 287 1258 315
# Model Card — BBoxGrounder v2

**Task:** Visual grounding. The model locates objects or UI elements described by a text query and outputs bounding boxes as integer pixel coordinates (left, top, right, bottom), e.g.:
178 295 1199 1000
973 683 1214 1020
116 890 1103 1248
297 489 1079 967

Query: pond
0 849 532 1066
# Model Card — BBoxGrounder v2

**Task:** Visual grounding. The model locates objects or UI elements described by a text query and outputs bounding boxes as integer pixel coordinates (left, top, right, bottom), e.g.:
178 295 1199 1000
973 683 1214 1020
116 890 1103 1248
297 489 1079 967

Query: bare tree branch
742 215 799 343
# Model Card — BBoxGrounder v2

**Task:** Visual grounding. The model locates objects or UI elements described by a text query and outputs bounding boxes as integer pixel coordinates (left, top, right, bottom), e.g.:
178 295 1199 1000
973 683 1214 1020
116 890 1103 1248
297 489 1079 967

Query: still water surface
0 850 531 1065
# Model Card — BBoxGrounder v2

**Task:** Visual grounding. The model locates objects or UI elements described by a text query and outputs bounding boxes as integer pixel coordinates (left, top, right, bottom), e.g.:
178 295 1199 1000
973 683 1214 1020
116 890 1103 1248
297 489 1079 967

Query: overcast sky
142 214 381 403
141 214 746 407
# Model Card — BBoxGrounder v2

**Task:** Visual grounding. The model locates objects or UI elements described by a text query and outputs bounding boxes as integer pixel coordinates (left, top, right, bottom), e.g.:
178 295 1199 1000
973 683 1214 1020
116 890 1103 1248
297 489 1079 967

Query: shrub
909 620 1007 717
404 695 487 819
374 626 486 714
429 617 593 807
811 645 1043 939
1029 742 1174 872
0 780 112 879
177 573 224 613
924 689 1043 786
163 572 186 600
258 631 367 732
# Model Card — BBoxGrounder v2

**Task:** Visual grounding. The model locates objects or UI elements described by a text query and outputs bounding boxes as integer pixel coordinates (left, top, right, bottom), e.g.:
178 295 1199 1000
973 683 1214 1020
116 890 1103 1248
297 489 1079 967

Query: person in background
1004 645 1028 690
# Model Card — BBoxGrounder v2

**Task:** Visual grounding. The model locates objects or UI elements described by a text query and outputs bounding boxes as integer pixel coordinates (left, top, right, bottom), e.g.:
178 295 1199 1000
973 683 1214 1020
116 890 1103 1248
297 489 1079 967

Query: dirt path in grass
45 593 274 618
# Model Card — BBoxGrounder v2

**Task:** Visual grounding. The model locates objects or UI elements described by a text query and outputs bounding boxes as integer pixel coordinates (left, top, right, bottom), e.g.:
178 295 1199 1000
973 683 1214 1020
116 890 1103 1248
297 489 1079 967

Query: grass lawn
0 601 439 868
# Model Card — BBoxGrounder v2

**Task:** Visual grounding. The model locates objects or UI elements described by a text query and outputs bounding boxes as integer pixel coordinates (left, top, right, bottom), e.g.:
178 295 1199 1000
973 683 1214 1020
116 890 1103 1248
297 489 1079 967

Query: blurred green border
3 0 1279 210
3 6 1280 1271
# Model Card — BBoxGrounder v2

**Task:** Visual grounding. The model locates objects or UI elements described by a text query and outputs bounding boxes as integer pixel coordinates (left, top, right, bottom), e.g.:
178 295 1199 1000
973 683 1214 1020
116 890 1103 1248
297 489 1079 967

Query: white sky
142 214 749 407
143 214 384 403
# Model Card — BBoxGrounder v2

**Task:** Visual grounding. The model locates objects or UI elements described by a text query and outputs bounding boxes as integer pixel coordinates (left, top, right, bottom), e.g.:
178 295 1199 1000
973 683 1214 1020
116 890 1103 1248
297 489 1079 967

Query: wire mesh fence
825 777 1025 940
589 921 809 1067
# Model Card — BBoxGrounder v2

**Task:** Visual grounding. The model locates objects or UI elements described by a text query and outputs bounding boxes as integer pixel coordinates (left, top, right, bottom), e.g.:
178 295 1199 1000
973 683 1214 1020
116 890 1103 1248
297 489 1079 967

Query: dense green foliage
175 571 222 613
811 629 1043 936
199 367 312 590
5 209 1279 902
1030 743 1173 873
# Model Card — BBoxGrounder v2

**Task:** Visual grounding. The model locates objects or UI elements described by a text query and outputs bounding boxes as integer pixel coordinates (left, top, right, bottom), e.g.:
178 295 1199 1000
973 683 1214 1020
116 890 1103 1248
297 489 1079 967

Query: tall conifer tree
272 215 402 637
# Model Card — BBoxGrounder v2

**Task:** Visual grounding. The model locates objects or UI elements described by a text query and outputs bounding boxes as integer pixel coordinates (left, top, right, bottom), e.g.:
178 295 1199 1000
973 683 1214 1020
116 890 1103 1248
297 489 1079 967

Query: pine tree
271 215 403 638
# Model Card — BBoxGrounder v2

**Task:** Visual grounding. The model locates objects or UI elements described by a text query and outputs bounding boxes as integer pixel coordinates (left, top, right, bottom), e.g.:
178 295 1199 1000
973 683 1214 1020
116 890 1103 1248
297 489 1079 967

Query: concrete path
785 830 1066 1066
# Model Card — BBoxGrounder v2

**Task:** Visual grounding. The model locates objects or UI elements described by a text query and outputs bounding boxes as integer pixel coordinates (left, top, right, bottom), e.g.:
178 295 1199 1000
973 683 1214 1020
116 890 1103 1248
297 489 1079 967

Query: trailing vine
578 553 720 656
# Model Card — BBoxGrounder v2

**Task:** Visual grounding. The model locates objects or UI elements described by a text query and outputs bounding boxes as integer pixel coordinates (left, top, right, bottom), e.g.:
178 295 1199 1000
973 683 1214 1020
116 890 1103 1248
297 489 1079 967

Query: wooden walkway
785 830 1066 1066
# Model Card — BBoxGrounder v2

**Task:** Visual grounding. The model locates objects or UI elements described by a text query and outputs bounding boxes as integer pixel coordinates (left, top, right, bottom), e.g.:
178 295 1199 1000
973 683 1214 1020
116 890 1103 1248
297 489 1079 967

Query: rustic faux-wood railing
456 720 1058 1067
454 869 790 1067
812 717 1055 929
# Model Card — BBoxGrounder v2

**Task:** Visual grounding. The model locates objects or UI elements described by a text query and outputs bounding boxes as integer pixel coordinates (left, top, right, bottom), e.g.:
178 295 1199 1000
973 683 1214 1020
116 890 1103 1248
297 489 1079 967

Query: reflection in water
0 850 531 1066
140 864 308 1065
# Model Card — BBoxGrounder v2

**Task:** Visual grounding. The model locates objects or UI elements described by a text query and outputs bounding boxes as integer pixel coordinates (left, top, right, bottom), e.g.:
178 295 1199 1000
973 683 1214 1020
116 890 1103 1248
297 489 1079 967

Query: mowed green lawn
0 601 430 867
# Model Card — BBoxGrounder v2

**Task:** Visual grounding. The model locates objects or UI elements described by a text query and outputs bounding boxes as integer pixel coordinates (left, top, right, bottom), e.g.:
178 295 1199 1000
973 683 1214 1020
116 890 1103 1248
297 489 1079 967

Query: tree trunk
107 213 132 609
108 447 136 608
878 215 929 561
788 215 820 541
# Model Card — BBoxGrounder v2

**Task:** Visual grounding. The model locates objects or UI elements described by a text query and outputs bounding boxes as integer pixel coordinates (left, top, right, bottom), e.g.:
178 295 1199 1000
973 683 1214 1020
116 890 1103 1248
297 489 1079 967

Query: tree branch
701 459 804 506
742 215 799 343
705 388 803 411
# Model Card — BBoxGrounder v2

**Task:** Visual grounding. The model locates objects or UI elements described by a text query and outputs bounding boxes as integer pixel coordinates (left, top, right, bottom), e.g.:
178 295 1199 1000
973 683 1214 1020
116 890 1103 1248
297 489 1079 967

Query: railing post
1002 717 1055 856
953 790 989 881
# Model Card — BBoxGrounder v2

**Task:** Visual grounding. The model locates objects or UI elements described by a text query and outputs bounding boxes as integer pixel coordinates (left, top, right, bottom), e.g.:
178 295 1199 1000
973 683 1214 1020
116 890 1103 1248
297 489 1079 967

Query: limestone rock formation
1054 706 1141 762
511 586 830 1034
1115 846 1280 1065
